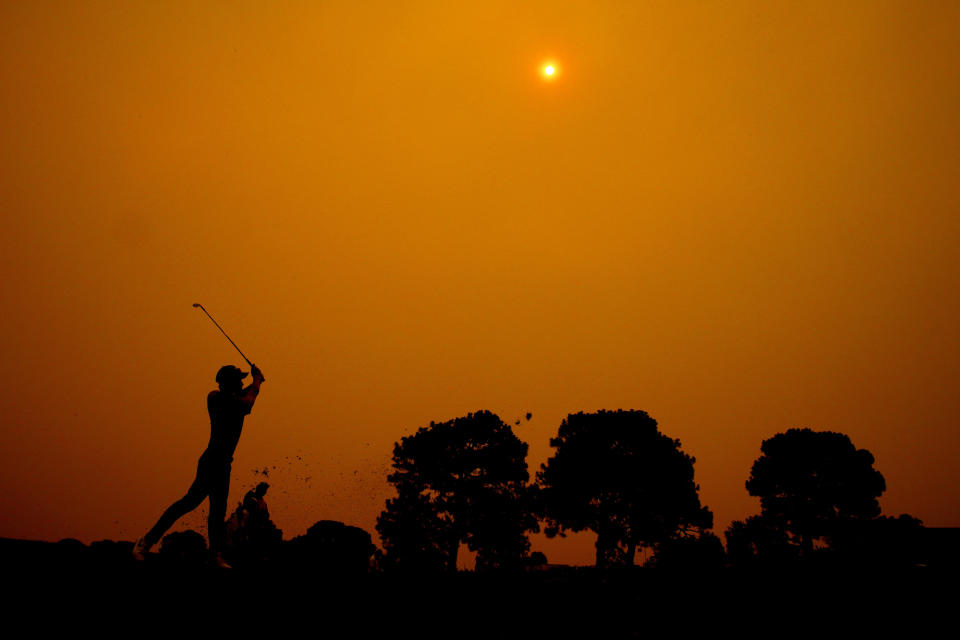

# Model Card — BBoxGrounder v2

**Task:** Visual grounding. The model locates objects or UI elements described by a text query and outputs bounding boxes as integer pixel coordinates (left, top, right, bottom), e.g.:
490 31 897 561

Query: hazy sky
2 1 958 565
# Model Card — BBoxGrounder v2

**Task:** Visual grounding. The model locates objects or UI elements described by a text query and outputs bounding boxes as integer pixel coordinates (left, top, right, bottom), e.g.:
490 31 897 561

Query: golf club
192 303 261 378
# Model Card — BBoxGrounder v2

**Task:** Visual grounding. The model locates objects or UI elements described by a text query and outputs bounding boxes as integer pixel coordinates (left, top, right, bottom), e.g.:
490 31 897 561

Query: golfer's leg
207 466 231 554
144 480 206 548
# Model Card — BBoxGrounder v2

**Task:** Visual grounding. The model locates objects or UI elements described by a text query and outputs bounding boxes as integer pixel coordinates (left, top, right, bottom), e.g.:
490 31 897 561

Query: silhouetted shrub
159 529 207 565
284 520 375 575
648 531 726 570
89 539 134 566
828 514 924 567
525 551 548 570
725 515 800 568
54 538 91 570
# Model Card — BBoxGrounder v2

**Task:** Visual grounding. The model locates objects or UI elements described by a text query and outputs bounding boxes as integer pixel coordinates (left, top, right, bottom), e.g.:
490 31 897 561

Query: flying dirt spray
193 303 263 379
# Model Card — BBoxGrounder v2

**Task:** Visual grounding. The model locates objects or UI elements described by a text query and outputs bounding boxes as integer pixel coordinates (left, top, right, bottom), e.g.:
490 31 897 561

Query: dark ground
2 537 951 637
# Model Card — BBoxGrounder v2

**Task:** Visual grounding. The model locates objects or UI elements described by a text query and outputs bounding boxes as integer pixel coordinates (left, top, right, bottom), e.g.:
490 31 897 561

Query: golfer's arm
240 378 262 410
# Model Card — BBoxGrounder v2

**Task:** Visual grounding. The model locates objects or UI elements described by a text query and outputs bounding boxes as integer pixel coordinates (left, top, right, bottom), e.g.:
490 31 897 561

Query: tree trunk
595 526 613 569
446 535 459 573
625 540 637 566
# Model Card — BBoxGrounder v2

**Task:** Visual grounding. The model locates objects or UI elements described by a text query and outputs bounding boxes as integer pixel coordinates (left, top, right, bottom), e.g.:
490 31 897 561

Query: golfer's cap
216 365 248 384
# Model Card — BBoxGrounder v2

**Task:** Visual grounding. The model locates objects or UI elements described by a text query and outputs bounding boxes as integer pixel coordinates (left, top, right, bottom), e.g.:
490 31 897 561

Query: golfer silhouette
133 363 265 569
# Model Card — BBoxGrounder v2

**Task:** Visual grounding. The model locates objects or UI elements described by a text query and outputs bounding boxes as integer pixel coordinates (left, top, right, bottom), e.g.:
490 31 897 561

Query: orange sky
2 1 958 566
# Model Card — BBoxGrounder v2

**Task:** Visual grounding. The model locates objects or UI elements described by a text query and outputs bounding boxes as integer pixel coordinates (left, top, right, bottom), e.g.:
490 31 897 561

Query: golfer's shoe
131 537 151 562
211 553 232 570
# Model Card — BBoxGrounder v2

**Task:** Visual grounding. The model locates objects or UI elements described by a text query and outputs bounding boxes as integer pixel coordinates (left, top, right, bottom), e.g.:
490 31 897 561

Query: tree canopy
376 410 536 572
536 409 712 568
745 428 886 555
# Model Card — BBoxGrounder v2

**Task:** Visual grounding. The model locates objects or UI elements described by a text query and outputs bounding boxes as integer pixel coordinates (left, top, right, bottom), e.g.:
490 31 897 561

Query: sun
541 61 559 80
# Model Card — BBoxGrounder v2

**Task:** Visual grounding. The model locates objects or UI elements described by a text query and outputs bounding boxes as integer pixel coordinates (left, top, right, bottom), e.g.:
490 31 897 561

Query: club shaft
195 304 253 367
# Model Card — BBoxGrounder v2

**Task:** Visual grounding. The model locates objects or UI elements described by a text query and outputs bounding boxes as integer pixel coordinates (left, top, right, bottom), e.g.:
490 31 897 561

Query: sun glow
541 61 559 80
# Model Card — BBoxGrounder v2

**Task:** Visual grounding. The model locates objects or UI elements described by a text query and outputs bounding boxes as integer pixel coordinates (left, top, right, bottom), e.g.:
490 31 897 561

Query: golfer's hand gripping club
192 303 264 381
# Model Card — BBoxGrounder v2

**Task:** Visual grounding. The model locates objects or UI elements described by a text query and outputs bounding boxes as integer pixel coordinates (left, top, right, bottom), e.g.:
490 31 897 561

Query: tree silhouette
536 410 712 568
469 482 536 571
745 428 886 557
376 410 537 572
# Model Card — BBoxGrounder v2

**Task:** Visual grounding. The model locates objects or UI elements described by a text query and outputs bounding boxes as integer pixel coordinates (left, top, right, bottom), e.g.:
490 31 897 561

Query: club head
192 303 201 308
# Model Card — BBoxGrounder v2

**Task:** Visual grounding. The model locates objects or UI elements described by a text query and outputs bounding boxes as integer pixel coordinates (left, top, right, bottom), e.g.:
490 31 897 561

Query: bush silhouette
725 515 800 567
648 531 726 570
284 520 376 575
159 529 207 565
